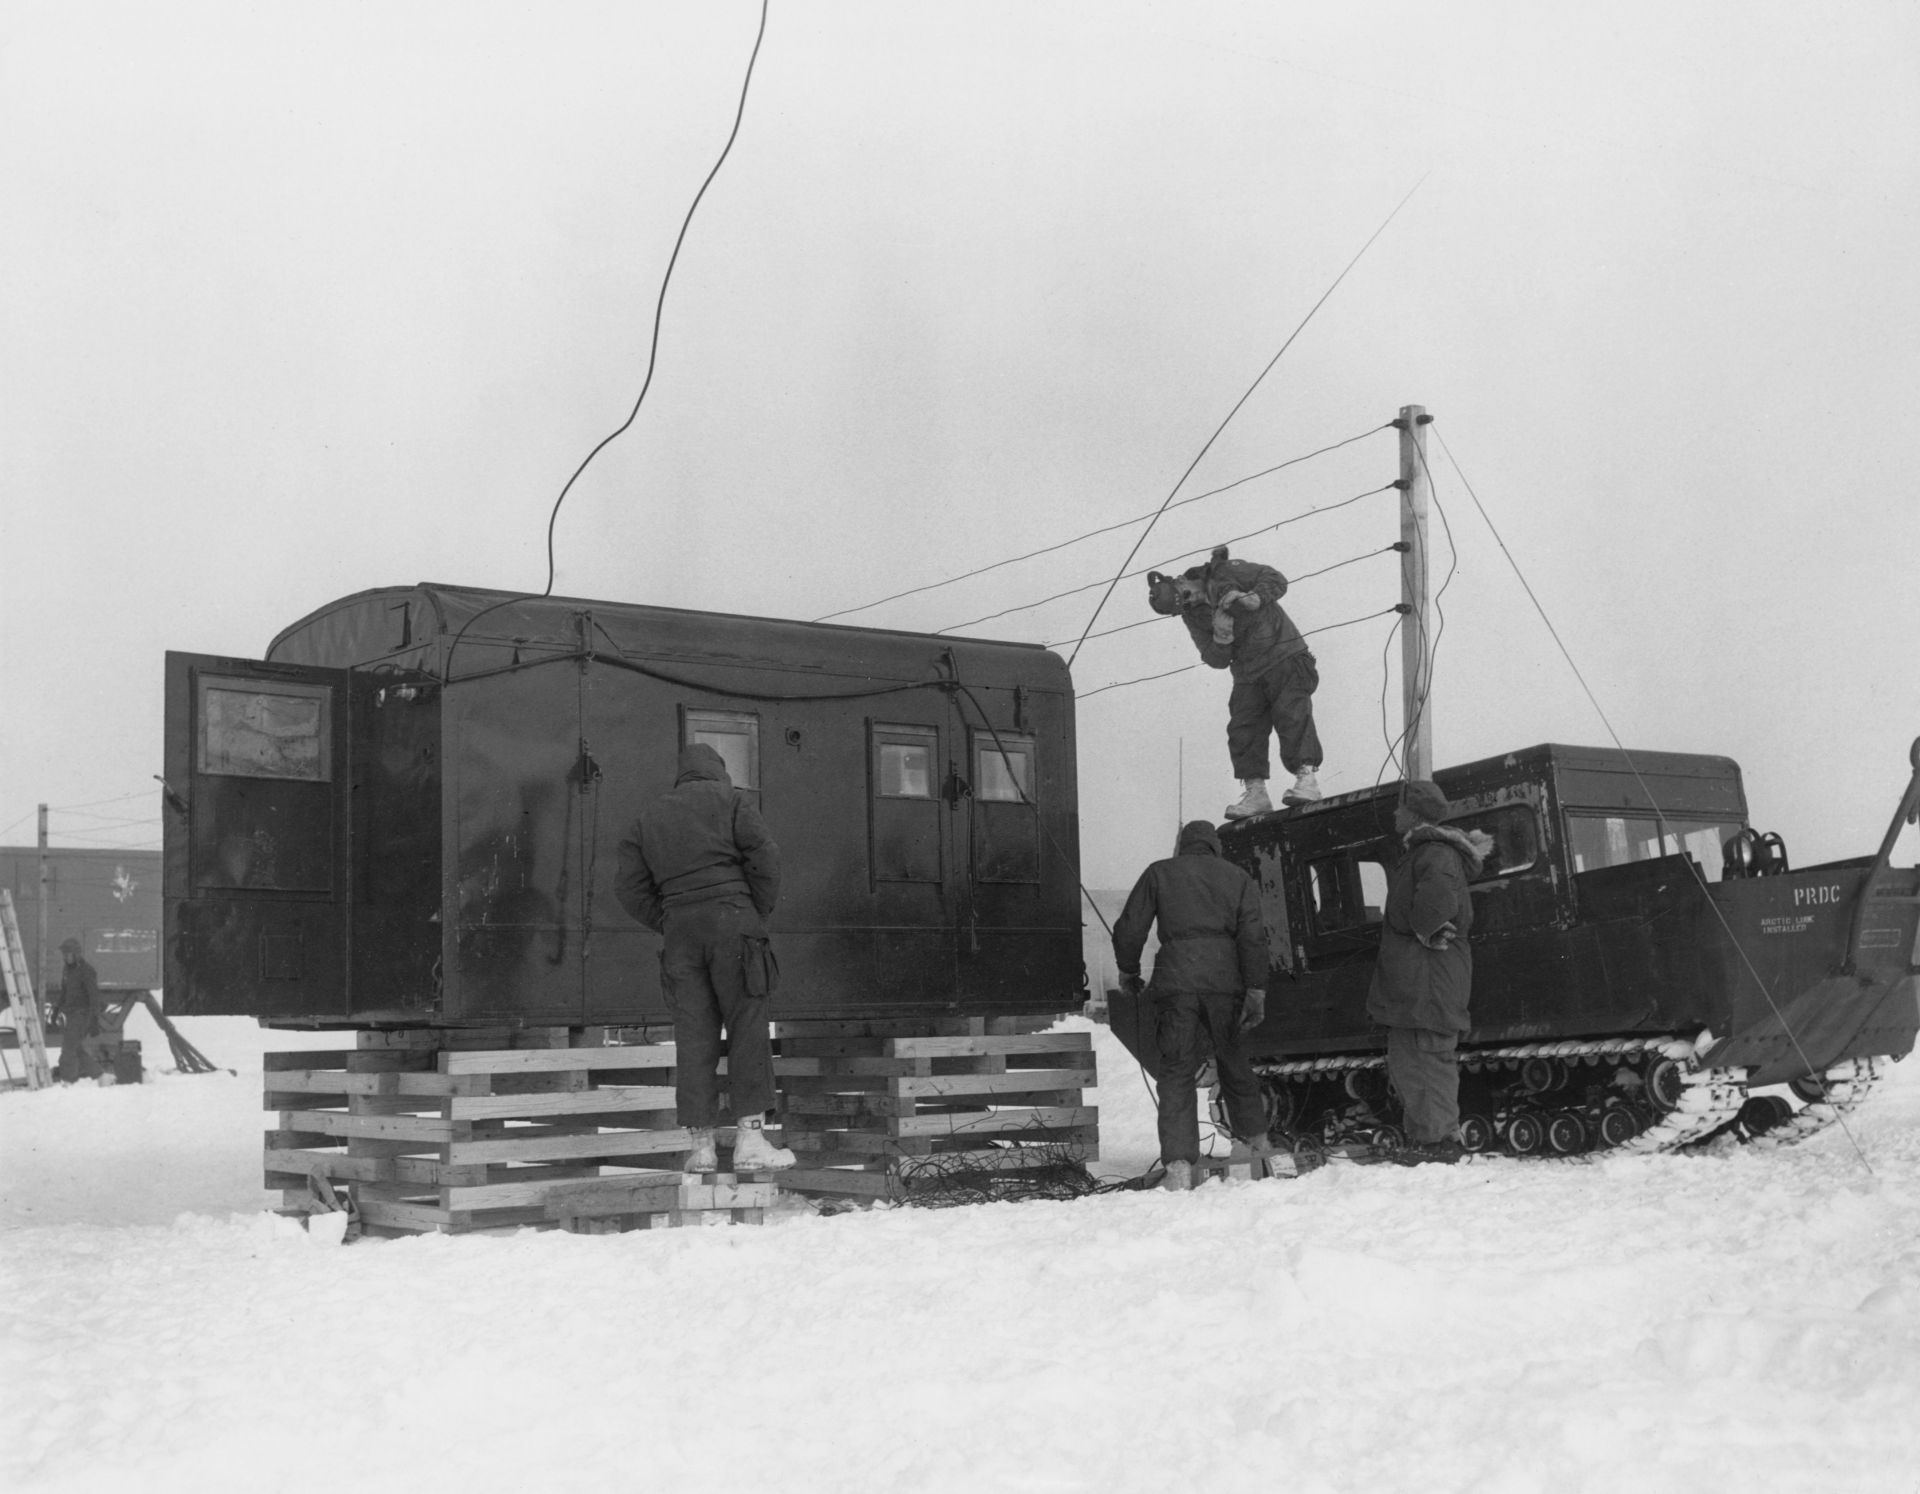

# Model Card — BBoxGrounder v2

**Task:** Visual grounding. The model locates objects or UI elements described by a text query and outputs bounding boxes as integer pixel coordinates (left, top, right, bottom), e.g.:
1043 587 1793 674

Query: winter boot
1160 1159 1194 1192
682 1128 719 1173
731 1116 796 1172
1282 767 1322 806
1223 780 1273 819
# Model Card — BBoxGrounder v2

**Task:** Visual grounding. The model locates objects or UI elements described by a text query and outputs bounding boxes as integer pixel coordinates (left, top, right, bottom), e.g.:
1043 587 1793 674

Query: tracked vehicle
1110 738 1920 1158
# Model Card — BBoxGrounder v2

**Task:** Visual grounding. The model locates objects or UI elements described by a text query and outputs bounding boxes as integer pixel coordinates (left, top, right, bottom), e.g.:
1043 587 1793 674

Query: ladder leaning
0 889 54 1089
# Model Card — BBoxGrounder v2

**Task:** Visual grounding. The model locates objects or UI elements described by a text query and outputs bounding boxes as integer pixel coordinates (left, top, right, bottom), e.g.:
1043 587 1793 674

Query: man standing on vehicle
1113 820 1276 1191
1148 544 1325 820
1367 780 1490 1166
52 937 105 1084
615 743 794 1173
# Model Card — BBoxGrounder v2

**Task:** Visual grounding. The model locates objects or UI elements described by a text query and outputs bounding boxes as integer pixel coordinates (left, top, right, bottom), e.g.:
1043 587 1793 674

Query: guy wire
1434 425 1875 1173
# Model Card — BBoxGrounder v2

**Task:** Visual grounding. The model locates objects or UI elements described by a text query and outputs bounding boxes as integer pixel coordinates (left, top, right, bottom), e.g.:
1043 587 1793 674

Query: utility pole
36 804 50 1009
1397 405 1434 781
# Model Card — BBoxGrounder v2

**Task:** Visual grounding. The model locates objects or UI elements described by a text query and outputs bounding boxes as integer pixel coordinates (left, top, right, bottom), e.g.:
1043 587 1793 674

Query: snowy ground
7 1013 1920 1493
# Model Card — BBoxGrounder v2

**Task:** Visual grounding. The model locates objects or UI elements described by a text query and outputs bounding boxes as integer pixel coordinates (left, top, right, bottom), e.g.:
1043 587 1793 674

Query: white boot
731 1116 796 1172
682 1128 718 1173
1160 1159 1193 1192
1223 780 1273 819
1282 767 1321 805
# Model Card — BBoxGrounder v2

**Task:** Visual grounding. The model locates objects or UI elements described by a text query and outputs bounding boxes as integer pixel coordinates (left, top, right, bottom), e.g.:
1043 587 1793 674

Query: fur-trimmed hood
1405 822 1493 876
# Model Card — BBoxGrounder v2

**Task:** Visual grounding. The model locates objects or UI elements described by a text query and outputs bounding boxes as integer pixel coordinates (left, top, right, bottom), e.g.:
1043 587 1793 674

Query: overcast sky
3 0 1915 889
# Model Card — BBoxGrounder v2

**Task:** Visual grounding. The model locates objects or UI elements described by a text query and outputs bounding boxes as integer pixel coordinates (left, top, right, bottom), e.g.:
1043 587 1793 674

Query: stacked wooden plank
773 1018 1098 1202
544 1170 777 1233
263 1027 705 1237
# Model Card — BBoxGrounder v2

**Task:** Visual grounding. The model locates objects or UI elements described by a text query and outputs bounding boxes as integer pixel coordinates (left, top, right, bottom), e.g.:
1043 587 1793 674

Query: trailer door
163 652 350 1017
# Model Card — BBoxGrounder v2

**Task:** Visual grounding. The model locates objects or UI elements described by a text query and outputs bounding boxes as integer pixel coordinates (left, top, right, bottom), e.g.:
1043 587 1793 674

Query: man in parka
53 937 105 1083
1365 780 1492 1165
615 743 794 1172
1150 544 1324 820
1113 820 1275 1191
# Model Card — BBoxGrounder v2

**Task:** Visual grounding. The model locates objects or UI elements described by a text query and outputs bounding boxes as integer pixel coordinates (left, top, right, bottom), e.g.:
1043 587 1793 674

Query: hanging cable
443 1 769 682
1062 176 1426 672
1434 425 1875 1174
812 424 1391 623
940 484 1395 635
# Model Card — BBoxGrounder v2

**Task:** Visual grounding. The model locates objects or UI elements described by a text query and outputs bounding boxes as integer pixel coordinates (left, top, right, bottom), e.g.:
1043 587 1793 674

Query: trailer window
199 680 331 781
974 736 1033 803
1567 814 1741 879
684 710 758 791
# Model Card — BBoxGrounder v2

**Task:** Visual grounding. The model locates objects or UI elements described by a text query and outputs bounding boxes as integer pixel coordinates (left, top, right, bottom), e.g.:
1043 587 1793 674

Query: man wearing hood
615 743 794 1172
1150 545 1325 820
53 936 106 1084
1366 780 1491 1166
1113 820 1275 1191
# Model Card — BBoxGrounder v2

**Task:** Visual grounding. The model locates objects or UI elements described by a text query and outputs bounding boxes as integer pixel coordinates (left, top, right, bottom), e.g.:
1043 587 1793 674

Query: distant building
0 847 162 994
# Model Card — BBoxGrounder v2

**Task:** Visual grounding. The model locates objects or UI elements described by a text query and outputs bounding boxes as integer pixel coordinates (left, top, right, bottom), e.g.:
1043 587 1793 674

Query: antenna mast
1398 405 1434 781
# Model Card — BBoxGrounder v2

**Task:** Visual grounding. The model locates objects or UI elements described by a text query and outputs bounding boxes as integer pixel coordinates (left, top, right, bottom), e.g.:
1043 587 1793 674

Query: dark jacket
615 745 780 934
1365 824 1490 1034
57 955 103 1035
1177 553 1310 682
1113 822 1268 994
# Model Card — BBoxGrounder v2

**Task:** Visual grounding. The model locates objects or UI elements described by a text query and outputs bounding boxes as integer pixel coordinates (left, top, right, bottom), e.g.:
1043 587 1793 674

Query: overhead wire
940 483 1395 634
811 424 1391 624
1062 175 1426 672
1077 605 1404 701
1043 544 1399 650
1433 425 1876 1174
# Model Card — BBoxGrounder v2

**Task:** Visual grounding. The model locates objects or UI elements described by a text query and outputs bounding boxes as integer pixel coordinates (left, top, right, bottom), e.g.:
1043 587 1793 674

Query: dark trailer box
163 584 1082 1028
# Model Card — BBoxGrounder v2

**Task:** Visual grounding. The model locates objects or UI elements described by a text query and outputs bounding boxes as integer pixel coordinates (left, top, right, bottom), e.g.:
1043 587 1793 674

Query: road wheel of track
1368 1125 1405 1157
1545 1111 1588 1155
1643 1057 1687 1113
1504 1112 1543 1156
1739 1095 1794 1134
1789 1073 1830 1104
1596 1107 1640 1148
1459 1114 1495 1153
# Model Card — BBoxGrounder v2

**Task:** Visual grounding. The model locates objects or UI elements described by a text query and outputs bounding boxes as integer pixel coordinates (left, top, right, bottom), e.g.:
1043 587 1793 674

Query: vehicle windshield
1566 814 1743 880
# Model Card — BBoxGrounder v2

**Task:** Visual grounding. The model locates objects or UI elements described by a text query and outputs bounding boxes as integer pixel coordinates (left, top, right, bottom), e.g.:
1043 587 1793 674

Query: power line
811 424 1391 624
1063 175 1427 672
1078 605 1404 701
1043 543 1398 649
940 484 1394 634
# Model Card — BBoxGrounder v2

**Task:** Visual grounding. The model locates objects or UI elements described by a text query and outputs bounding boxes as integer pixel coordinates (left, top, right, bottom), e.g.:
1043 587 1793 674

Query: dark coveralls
54 950 105 1083
1177 553 1321 782
1113 823 1270 1166
615 744 781 1130
1365 825 1484 1144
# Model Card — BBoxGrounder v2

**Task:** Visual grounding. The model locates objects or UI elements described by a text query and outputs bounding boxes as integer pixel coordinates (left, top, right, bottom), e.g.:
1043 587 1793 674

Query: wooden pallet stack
263 1027 728 1237
773 1018 1097 1202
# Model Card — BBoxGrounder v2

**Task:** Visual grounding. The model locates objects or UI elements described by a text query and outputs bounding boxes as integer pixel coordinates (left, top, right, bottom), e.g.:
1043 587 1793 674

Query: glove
1211 609 1236 646
1238 987 1266 1033
1417 921 1458 951
1118 973 1146 1000
1235 591 1263 611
